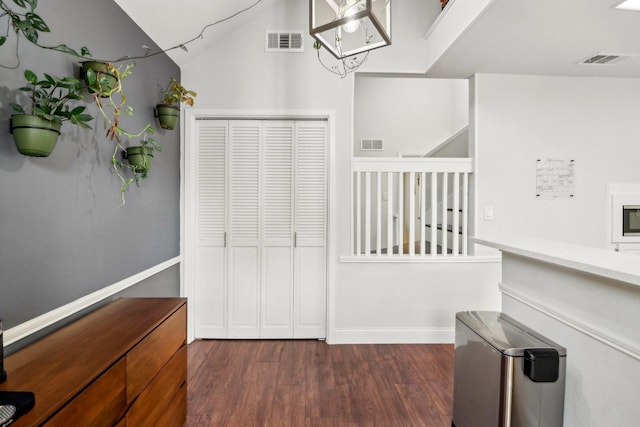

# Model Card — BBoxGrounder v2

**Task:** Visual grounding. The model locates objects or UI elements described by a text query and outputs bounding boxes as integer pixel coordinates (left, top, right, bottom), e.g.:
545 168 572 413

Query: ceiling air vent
265 30 304 52
580 53 634 65
361 139 384 151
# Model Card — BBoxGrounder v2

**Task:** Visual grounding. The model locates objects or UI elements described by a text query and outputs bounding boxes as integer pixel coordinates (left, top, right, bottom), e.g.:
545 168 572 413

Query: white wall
429 129 469 158
452 78 469 131
499 249 640 426
473 74 640 248
354 76 468 157
334 259 501 343
358 0 441 73
182 0 502 344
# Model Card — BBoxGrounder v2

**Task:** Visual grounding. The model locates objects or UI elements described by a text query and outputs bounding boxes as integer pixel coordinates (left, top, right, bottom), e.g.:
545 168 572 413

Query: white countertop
472 236 640 288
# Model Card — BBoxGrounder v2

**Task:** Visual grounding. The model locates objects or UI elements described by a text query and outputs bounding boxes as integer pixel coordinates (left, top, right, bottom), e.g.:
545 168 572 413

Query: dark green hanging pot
10 114 62 157
154 104 180 130
81 61 118 97
126 146 154 172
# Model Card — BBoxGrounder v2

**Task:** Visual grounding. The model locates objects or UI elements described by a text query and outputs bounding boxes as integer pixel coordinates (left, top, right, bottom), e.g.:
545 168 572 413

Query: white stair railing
352 158 473 257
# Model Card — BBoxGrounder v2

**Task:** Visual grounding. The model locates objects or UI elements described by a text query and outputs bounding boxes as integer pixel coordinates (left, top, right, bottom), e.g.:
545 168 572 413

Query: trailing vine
0 0 90 69
84 62 158 205
0 0 264 68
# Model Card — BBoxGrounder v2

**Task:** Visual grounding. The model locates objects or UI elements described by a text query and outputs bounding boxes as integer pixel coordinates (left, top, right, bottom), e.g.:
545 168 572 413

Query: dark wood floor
185 340 454 426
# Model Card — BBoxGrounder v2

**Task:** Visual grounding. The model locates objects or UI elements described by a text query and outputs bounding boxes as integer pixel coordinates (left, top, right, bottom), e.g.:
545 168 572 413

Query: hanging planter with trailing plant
126 146 153 172
9 69 93 157
84 61 159 203
154 78 196 130
123 135 161 187
81 61 119 97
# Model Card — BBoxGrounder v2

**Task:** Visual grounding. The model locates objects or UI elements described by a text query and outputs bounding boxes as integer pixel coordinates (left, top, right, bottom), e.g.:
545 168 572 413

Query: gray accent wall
5 264 180 354
0 0 181 331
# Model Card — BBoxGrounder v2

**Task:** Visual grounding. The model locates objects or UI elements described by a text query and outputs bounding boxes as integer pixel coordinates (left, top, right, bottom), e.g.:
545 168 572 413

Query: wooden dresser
0 298 187 426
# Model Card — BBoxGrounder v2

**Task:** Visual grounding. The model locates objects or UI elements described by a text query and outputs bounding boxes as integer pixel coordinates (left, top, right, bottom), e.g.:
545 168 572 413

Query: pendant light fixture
310 0 391 59
310 0 391 77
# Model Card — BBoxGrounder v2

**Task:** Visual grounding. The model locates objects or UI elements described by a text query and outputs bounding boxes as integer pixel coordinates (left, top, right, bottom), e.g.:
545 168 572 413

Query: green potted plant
123 134 161 185
9 69 93 157
154 78 196 130
81 61 119 97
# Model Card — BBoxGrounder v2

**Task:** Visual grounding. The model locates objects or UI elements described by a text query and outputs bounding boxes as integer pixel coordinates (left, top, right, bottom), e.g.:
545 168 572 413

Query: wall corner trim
4 256 182 346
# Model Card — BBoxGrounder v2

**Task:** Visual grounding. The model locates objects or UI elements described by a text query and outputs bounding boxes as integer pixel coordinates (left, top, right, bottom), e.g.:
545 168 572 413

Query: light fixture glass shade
310 0 391 59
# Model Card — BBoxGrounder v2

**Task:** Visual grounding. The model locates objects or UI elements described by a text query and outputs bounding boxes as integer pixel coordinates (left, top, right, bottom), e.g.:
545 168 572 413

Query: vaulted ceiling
115 0 640 78
113 0 284 65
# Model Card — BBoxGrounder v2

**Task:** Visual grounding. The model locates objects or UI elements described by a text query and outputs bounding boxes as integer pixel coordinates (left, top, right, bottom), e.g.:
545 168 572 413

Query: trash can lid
456 311 567 357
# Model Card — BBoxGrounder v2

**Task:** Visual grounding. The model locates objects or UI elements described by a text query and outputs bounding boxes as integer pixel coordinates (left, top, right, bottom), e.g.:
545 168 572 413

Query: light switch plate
484 205 494 220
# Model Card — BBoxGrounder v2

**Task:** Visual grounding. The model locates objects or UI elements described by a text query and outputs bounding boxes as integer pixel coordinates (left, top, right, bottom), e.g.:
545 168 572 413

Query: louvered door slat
230 122 261 243
263 122 293 242
196 122 227 245
295 122 327 245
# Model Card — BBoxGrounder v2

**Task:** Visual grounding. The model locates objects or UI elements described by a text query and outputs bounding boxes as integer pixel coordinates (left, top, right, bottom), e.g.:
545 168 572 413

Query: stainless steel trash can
452 311 566 427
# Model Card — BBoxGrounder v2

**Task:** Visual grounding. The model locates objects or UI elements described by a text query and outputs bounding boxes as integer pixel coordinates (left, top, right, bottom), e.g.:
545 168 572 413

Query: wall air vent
265 30 304 52
579 53 635 65
361 139 384 151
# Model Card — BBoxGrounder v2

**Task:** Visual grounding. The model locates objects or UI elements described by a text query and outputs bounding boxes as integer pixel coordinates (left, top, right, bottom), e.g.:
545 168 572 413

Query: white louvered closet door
194 120 228 338
261 121 294 338
192 118 327 339
294 121 327 338
228 121 262 338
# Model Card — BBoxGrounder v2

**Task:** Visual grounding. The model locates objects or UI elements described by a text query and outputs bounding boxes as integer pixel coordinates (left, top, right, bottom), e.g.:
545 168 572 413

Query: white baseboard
330 327 454 344
4 256 181 346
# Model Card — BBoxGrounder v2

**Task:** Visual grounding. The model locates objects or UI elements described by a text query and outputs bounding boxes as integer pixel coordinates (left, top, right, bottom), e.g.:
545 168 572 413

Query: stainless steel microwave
623 205 640 236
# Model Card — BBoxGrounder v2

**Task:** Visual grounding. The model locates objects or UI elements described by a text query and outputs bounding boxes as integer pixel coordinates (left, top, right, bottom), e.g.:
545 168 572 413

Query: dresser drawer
126 345 187 426
126 305 186 402
45 358 126 427
155 382 187 427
